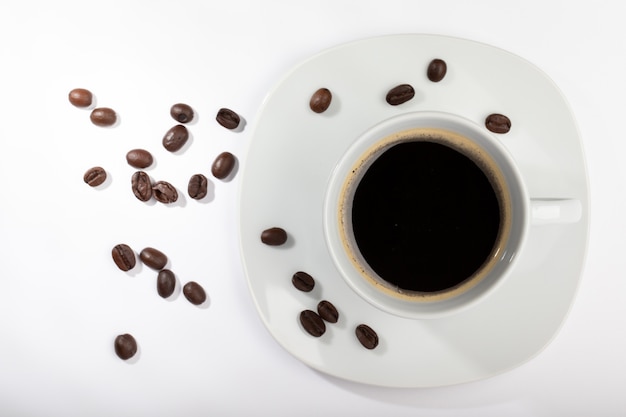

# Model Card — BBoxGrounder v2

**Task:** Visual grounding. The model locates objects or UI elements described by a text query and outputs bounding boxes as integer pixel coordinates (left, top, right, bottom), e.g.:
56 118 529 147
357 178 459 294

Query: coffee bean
292 271 315 292
126 149 153 169
427 58 447 82
83 166 107 187
68 88 93 108
162 125 189 152
139 247 168 270
111 244 136 271
211 152 236 180
317 300 339 323
183 281 207 305
157 269 176 298
216 108 240 130
386 84 415 105
152 181 178 204
170 103 194 123
90 107 117 127
309 88 332 113
188 174 208 200
485 113 511 134
355 324 379 350
300 310 326 337
261 227 287 246
131 171 152 202
114 333 137 360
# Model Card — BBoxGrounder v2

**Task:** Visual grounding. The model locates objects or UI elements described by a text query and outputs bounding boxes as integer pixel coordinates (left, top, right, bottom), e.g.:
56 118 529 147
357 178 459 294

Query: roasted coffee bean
292 271 315 292
111 244 136 271
386 84 415 105
162 124 189 152
170 103 194 123
299 310 326 337
211 152 236 180
183 281 206 305
152 181 178 204
261 227 288 246
317 300 339 324
188 174 208 200
157 269 176 298
131 171 152 202
83 166 107 187
125 149 153 169
68 88 93 108
216 108 240 130
114 333 137 360
485 113 511 134
139 247 168 270
90 107 117 127
355 324 379 350
309 88 332 113
427 58 447 82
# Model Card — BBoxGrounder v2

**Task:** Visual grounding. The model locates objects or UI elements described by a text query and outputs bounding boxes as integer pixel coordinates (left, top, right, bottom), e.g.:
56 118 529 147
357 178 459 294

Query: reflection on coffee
339 128 511 301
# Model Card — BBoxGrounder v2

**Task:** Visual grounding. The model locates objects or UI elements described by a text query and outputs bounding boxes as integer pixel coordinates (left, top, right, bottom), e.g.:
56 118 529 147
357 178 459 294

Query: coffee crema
338 127 512 302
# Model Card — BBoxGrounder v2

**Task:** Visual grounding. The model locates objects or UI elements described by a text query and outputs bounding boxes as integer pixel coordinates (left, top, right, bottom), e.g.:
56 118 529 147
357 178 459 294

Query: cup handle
530 199 582 225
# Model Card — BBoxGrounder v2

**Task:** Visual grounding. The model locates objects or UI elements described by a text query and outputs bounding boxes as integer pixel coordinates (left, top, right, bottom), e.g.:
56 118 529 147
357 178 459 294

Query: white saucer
238 34 589 387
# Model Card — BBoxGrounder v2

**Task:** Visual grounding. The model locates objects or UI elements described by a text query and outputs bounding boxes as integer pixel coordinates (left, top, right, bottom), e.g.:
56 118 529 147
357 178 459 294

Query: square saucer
238 34 589 387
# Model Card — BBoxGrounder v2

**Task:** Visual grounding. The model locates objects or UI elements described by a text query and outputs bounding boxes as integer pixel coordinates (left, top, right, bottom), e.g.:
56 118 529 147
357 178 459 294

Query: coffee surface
351 141 500 293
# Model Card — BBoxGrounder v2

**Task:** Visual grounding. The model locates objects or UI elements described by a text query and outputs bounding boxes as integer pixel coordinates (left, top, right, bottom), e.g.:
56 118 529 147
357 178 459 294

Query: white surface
0 0 623 415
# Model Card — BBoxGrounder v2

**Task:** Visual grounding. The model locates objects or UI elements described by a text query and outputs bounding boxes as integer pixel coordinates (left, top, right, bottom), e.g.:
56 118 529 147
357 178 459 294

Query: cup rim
323 110 530 319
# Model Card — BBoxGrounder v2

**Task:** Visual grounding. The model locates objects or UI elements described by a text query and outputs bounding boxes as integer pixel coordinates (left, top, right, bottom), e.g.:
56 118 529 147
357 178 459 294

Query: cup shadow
317 364 519 410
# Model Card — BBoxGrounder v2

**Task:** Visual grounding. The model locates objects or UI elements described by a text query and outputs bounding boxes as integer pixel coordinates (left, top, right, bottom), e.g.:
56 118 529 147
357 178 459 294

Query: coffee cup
323 111 581 319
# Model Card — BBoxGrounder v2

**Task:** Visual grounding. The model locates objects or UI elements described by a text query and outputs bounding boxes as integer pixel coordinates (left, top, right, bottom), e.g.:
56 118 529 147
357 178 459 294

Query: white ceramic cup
323 111 581 319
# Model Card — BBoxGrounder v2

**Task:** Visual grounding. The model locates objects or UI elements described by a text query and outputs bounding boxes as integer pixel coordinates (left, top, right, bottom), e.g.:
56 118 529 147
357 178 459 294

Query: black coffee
351 141 500 293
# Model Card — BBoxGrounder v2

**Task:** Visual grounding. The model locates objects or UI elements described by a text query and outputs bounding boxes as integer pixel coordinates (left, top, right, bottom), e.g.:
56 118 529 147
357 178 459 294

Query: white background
0 1 623 416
